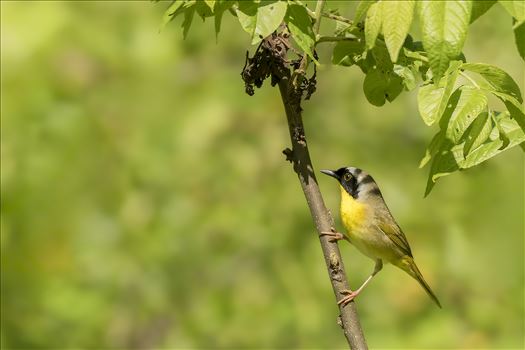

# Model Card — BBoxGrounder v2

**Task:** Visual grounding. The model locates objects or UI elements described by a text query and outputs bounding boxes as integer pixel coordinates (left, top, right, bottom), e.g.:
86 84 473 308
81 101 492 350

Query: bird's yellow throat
339 185 367 232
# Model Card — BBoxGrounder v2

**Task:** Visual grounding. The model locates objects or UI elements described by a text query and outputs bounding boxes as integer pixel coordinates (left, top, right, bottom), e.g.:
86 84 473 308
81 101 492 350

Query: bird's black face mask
337 167 359 198
321 167 360 198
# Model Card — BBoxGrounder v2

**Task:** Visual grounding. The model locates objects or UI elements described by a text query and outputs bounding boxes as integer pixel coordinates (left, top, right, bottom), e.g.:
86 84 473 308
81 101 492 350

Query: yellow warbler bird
321 166 441 308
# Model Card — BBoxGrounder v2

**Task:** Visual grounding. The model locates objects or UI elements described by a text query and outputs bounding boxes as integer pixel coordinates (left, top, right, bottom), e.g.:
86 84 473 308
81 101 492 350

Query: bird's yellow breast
339 185 368 234
338 184 394 261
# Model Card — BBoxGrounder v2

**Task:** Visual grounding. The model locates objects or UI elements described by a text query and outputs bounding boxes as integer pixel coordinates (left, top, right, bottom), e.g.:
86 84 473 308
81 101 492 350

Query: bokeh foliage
1 1 523 348
162 0 525 196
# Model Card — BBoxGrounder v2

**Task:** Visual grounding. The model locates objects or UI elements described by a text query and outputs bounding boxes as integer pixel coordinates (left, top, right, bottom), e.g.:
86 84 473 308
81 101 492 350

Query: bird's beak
320 169 338 180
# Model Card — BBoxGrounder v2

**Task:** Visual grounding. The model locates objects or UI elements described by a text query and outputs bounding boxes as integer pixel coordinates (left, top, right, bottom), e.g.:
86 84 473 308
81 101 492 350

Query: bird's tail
400 257 442 308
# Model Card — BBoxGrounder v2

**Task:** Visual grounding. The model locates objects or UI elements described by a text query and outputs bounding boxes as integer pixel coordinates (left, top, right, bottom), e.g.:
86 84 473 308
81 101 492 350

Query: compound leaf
461 62 523 103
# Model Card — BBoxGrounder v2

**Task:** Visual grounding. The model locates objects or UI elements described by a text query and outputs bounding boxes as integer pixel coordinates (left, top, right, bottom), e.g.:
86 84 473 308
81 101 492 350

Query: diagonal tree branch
277 77 367 349
279 2 367 347
240 1 367 346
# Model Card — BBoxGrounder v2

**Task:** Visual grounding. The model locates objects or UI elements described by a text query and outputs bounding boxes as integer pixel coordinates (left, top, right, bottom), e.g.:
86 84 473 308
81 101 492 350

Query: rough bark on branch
277 77 367 349
240 18 367 348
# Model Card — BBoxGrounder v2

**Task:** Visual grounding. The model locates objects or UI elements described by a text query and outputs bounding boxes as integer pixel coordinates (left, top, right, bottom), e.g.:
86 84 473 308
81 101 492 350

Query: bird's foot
337 289 359 306
320 227 346 243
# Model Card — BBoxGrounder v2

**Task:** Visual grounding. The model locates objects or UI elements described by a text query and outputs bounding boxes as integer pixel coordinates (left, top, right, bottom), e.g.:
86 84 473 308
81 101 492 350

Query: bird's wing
377 213 413 257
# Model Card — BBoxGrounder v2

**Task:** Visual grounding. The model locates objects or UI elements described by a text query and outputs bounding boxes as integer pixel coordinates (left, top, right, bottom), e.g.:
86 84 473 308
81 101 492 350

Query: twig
277 77 368 349
313 0 326 35
292 0 355 27
322 12 353 25
406 51 429 63
317 35 358 44
241 3 368 347
276 2 368 348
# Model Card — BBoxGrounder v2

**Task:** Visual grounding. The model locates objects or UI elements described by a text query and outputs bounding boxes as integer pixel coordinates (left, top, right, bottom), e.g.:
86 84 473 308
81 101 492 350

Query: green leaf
363 68 403 106
423 91 524 195
470 0 496 23
214 1 235 39
236 1 258 37
204 0 216 10
382 0 415 62
370 40 393 70
182 6 196 38
463 111 492 155
252 1 288 44
462 112 525 167
493 112 511 149
434 142 465 180
418 0 472 81
332 41 366 67
502 97 525 133
403 48 427 61
365 1 383 50
417 61 461 126
355 0 376 23
461 62 523 103
423 89 462 195
419 132 443 168
424 140 463 196
499 0 525 21
363 68 386 106
421 88 462 169
160 0 185 30
335 19 351 35
461 139 502 168
480 88 525 133
196 1 214 19
515 20 525 60
286 4 315 60
446 86 488 143
393 64 416 91
462 63 525 132
493 111 525 147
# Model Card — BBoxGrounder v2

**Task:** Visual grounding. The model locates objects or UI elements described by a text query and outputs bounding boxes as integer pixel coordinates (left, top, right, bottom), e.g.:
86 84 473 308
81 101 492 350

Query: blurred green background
1 1 523 348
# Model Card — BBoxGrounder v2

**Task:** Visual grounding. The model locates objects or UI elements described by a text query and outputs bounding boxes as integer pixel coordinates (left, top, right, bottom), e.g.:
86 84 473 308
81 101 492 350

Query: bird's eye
343 173 352 182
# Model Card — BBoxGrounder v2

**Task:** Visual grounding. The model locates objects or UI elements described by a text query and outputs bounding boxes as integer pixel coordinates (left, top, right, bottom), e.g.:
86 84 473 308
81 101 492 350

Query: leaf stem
313 0 326 35
293 1 353 25
322 12 353 25
317 35 358 44
407 51 429 63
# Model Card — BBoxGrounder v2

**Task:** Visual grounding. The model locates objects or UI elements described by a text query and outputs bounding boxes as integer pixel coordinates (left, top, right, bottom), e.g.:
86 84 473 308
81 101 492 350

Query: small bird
320 166 441 308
